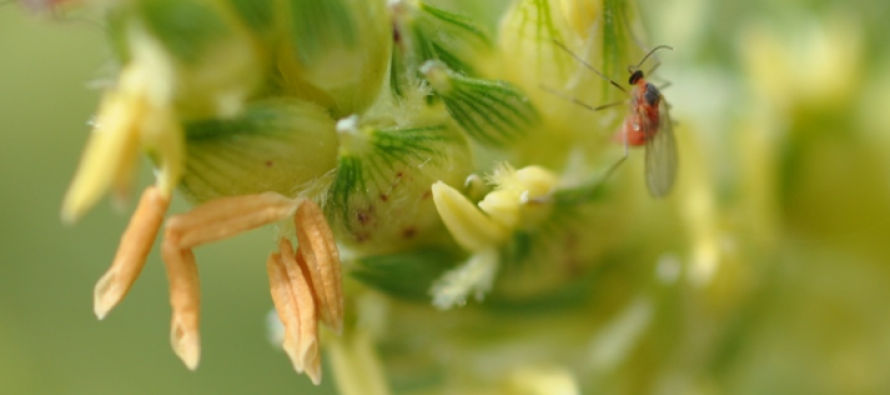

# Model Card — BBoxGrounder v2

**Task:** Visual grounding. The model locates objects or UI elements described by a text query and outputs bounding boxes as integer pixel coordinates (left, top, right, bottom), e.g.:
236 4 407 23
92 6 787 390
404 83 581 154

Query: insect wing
644 99 678 198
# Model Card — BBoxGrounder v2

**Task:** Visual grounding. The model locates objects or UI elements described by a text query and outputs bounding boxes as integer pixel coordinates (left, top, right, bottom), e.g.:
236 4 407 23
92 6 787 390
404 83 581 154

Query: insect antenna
551 39 628 95
629 45 673 73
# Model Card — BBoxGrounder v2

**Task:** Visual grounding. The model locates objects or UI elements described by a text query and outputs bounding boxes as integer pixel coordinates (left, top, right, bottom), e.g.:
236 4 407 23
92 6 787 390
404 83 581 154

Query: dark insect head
627 45 674 85
629 70 644 85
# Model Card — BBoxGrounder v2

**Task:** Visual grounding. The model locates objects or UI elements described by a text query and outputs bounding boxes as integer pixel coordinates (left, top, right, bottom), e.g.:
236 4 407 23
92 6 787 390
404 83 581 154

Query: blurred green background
3 0 890 394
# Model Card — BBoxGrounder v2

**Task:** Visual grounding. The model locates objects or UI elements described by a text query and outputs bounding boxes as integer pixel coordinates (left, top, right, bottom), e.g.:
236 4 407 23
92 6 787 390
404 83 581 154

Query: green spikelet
420 61 540 147
326 115 473 254
389 0 495 101
179 98 338 203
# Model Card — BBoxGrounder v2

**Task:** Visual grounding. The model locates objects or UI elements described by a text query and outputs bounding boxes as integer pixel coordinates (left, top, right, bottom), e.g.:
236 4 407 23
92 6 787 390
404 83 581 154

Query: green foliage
351 248 461 302
139 0 229 63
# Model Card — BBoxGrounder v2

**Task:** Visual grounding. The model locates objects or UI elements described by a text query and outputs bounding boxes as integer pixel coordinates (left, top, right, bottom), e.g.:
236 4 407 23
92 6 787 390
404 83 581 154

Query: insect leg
540 84 627 112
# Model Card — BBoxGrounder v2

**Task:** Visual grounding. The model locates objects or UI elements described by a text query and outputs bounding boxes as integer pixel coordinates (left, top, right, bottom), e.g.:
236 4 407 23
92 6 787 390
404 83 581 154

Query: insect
547 40 678 198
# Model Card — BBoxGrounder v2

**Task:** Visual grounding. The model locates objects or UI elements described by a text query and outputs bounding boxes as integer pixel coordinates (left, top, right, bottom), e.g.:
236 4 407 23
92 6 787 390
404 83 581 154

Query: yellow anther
432 181 509 252
515 165 559 201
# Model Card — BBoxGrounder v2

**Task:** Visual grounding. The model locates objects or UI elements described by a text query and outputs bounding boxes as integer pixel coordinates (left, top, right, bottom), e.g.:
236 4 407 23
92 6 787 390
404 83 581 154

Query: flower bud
179 98 339 203
277 0 391 117
111 0 265 119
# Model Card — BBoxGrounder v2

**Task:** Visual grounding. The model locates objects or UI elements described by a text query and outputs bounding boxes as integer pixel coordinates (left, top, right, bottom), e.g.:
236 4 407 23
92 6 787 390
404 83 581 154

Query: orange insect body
622 71 662 146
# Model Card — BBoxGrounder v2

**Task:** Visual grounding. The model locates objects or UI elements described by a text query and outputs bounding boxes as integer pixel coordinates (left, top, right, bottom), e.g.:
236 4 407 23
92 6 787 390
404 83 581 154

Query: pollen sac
477 190 521 229
432 163 559 255
515 166 560 200
277 0 391 118
108 0 265 119
432 181 509 253
420 61 540 147
327 116 473 255
389 0 495 99
179 98 339 203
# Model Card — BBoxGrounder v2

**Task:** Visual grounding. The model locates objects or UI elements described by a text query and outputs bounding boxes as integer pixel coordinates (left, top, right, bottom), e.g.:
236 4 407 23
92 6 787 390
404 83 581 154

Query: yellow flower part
62 32 183 223
328 330 391 395
432 181 509 252
431 163 560 308
430 247 499 309
507 365 580 395
559 0 600 39
433 163 560 252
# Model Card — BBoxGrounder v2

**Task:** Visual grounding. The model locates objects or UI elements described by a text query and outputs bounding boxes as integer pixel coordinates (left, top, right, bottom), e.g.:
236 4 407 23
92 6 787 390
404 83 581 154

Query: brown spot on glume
354 232 369 243
421 190 432 200
402 227 417 239
356 205 375 225
380 194 388 202
265 160 273 167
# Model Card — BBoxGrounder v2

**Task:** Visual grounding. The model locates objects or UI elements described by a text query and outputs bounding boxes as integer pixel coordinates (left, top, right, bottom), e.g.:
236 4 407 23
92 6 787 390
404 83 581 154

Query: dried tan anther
161 246 201 371
160 192 304 370
93 186 170 320
91 189 342 377
268 240 322 385
294 200 344 334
